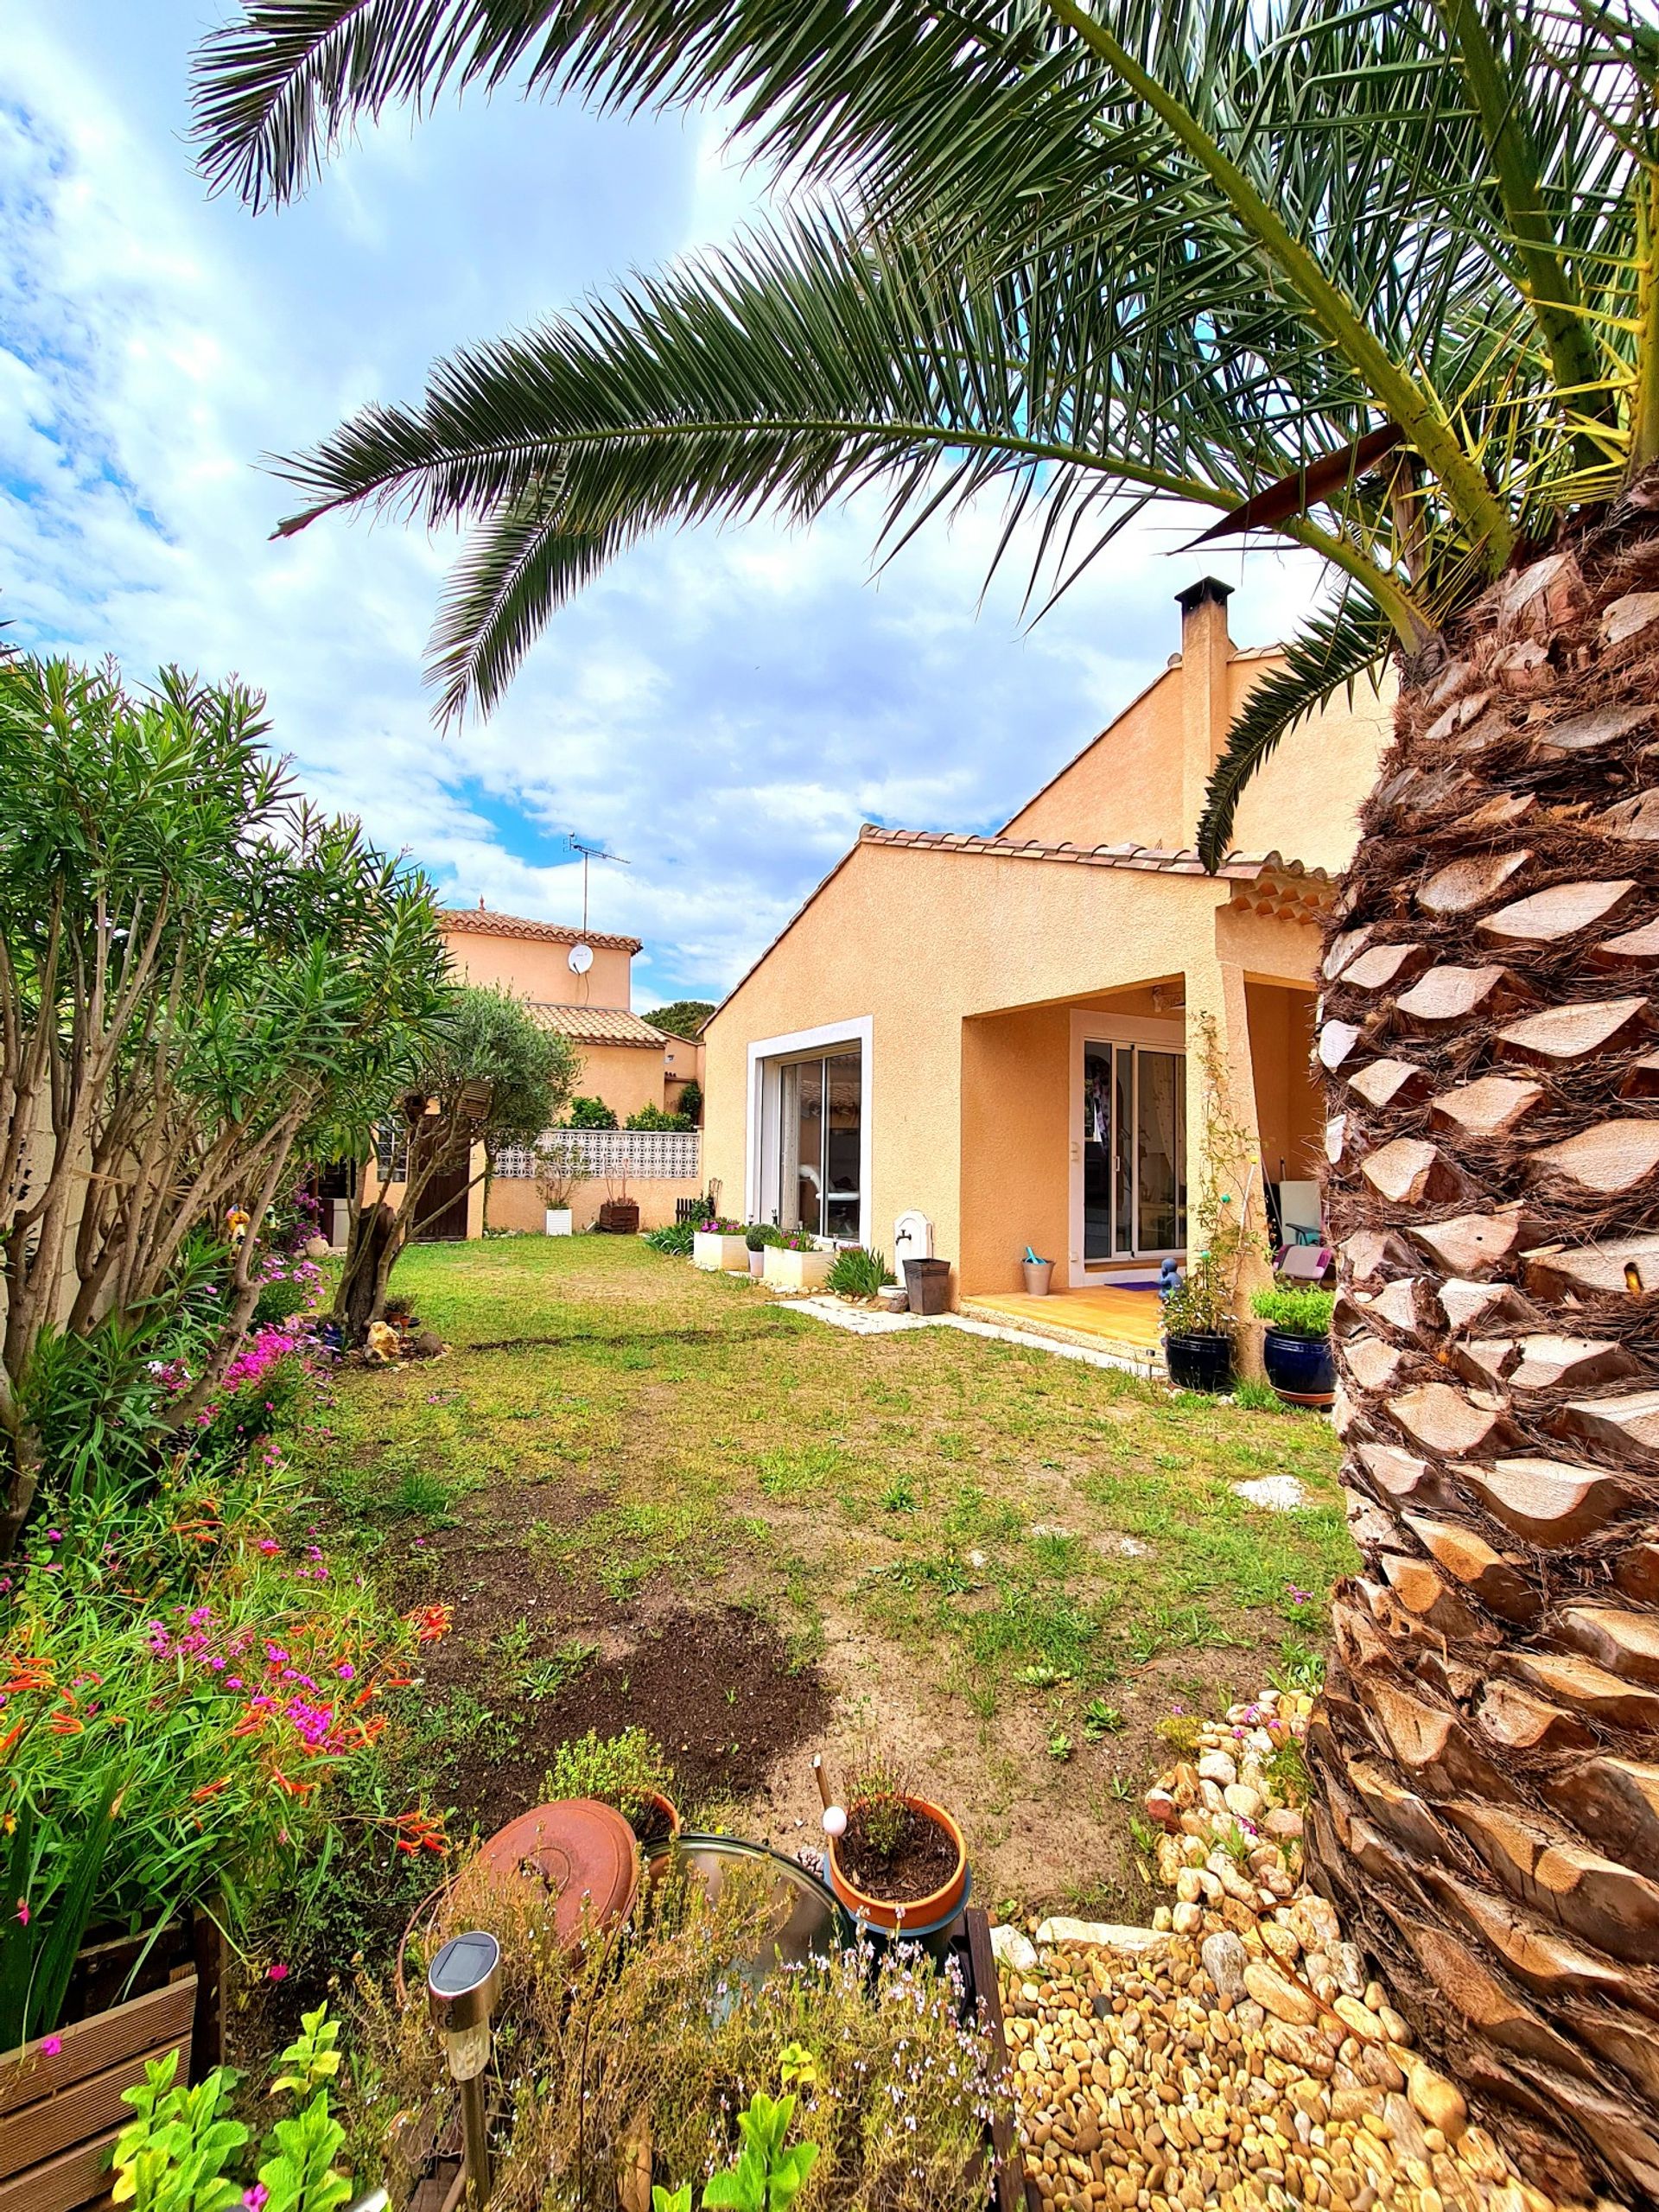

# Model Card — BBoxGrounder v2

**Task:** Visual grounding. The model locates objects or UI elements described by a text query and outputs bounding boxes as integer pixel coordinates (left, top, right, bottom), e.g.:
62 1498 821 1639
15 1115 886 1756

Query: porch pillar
1183 955 1273 1379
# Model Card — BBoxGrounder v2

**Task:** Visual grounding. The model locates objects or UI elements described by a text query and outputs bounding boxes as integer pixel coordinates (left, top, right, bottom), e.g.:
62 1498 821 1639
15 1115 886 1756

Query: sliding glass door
1083 1041 1185 1261
779 1049 861 1237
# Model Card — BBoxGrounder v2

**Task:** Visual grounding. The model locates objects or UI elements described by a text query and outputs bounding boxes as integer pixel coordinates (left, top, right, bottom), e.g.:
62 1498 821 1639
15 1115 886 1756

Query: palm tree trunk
1310 502 1659 2205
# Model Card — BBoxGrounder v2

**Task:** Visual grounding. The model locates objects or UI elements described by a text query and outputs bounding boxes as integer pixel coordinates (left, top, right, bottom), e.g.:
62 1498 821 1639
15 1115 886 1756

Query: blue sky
3 2 1323 1004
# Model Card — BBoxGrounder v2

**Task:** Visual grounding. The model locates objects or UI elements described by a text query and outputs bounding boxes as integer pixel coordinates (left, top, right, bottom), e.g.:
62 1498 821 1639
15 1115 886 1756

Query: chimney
1176 577 1234 854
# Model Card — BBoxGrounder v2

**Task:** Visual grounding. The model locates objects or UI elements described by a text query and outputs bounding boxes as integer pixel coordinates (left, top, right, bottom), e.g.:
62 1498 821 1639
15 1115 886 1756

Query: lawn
291 1234 1350 1928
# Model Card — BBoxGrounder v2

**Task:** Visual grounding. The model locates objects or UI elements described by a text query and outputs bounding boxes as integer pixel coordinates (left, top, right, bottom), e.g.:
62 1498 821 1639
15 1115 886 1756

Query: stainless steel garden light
428 1929 502 2209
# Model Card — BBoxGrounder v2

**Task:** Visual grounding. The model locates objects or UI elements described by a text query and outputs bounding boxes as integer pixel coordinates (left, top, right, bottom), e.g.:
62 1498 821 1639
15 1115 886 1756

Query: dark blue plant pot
1262 1328 1337 1407
1163 1331 1235 1394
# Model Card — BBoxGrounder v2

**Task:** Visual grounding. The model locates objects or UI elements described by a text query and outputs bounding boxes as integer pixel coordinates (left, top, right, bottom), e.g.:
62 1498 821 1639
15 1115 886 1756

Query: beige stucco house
701 580 1392 1344
365 906 703 1238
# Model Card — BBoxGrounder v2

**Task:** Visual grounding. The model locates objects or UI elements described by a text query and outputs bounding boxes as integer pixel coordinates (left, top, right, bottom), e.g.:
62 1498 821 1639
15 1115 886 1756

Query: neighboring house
701 580 1392 1338
365 906 702 1238
662 1034 705 1120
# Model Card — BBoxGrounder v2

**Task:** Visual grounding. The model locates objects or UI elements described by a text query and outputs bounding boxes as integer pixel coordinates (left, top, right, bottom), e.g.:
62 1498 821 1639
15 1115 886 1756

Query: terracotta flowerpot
826 1796 969 1936
629 1790 683 1847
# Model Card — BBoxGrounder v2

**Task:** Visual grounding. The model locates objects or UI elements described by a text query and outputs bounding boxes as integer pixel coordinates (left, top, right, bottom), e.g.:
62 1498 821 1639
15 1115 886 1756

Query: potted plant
762 1226 834 1293
1250 1284 1338 1408
694 1216 751 1272
823 1751 969 1944
544 1726 681 1847
746 1221 785 1274
1160 1014 1252 1395
534 1137 588 1236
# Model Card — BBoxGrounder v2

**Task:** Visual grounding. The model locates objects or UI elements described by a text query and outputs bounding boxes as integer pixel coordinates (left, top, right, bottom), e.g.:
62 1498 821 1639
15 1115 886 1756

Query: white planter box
763 1244 833 1292
694 1231 750 1272
544 1208 573 1236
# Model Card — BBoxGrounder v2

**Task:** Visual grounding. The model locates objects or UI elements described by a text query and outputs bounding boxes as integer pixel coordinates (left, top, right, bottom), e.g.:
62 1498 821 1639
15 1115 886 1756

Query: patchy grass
290 1235 1349 1920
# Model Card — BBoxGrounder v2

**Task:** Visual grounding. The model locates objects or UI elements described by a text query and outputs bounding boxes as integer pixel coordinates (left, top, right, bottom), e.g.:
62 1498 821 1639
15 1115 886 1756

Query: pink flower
335 1662 355 1681
41 2034 61 2056
257 1539 281 1555
45 1529 62 1543
15 1900 29 1926
266 1962 289 1982
244 2187 270 2210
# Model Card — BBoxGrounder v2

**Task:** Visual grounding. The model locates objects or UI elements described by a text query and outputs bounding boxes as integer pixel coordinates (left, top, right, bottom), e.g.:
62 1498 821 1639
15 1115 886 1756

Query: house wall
442 928 634 1010
569 1041 668 1123
959 1006 1071 1294
1000 616 1392 873
1244 981 1322 1186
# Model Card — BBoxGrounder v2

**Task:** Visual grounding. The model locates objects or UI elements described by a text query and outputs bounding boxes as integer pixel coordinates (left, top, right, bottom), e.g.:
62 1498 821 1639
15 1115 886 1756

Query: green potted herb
823 1246 894 1300
544 1726 681 1846
745 1221 784 1275
1250 1285 1337 1407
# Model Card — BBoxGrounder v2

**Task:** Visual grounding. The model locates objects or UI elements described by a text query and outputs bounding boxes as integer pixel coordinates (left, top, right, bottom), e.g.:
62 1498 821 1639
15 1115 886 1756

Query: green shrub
746 1223 785 1251
1250 1286 1335 1338
626 1103 694 1131
543 1726 672 1822
824 1248 894 1299
566 1096 618 1128
645 1222 697 1256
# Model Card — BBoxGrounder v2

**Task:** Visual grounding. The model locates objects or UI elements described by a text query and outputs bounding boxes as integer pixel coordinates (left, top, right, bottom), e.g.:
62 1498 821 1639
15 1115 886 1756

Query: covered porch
957 958 1324 1325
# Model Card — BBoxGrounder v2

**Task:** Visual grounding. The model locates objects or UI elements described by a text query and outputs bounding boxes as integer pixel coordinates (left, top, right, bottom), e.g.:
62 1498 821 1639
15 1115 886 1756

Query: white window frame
746 1016 874 1246
1067 1008 1186 1287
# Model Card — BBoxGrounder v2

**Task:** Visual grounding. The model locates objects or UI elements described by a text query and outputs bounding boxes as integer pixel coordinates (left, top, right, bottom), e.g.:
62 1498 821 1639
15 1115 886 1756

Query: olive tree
333 982 580 1335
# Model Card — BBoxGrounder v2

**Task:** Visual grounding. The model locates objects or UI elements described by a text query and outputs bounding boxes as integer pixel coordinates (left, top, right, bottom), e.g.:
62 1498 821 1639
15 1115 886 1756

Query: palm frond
1196 588 1394 869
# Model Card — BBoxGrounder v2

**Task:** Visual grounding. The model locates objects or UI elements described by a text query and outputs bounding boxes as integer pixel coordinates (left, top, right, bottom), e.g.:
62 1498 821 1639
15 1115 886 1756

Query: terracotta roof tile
528 1004 669 1048
855 823 1334 895
441 909 642 955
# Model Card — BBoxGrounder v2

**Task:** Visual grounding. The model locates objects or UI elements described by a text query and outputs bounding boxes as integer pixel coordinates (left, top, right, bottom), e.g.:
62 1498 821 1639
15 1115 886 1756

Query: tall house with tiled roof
439 906 690 1129
700 582 1393 1355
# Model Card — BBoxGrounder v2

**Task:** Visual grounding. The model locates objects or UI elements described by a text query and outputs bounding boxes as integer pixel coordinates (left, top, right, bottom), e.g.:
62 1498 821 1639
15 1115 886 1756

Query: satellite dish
568 942 594 975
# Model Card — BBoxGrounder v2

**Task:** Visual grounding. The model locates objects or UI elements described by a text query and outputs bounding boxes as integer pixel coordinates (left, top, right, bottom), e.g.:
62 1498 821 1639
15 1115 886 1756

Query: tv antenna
566 835 629 934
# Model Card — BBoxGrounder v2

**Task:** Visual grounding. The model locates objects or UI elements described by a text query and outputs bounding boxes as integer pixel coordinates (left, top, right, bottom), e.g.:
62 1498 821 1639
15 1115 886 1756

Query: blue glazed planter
1262 1328 1337 1408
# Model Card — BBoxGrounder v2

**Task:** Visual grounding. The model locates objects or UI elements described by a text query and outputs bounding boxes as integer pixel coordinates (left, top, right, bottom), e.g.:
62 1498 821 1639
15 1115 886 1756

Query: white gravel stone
1230 1473 1308 1510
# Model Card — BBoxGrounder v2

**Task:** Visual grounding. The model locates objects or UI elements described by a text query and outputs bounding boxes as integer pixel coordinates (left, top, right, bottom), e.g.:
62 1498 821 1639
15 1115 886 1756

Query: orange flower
391 1807 449 1856
48 1711 84 1737
189 1778 231 1802
0 1721 26 1764
405 1605 452 1645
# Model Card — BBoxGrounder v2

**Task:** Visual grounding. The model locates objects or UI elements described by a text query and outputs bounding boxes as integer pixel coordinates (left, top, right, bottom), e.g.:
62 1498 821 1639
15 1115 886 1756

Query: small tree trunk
339 1200 398 1344
1310 510 1659 2202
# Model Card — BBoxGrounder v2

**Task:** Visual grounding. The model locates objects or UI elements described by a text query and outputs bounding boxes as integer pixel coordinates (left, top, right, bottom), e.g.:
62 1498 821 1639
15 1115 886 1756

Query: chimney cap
1175 575 1234 613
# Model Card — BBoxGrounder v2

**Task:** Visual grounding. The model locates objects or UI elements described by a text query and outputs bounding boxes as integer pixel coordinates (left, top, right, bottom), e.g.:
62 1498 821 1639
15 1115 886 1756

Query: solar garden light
428 1930 502 2210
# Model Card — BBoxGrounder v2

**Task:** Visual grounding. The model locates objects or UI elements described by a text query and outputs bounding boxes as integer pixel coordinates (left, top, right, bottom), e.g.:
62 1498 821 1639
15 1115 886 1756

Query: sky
2 1 1326 1006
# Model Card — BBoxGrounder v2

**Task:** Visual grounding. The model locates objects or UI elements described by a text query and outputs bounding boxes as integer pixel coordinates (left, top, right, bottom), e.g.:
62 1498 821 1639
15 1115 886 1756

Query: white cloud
3 1 1327 1001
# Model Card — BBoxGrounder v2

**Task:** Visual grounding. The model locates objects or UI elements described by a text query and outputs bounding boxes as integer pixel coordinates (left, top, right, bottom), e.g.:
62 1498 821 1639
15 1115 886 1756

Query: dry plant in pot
822 1751 968 1938
533 1135 589 1234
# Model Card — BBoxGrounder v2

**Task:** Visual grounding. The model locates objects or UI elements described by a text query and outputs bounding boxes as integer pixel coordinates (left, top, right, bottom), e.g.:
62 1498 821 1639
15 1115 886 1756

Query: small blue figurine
1159 1255 1184 1303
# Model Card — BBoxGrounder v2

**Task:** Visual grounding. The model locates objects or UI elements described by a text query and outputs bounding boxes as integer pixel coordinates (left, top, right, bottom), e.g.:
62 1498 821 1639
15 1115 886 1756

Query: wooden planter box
693 1231 750 1272
596 1199 640 1234
0 1918 221 2212
762 1244 833 1292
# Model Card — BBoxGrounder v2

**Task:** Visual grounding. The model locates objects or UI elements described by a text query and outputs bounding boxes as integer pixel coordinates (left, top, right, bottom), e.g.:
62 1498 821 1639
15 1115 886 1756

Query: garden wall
485 1176 696 1233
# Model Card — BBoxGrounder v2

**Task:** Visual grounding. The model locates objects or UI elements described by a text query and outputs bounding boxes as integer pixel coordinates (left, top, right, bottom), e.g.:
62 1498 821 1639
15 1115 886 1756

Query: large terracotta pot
826 1796 969 1936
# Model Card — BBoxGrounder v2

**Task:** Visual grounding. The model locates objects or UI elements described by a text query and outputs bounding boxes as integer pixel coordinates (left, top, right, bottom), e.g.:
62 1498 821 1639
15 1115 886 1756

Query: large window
779 1049 861 1239
1083 1042 1185 1260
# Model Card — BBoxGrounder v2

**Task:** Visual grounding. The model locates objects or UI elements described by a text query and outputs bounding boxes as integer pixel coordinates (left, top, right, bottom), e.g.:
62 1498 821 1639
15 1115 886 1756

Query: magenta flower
15 1900 29 1926
45 1529 62 1544
266 1962 289 1982
243 2185 270 2209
